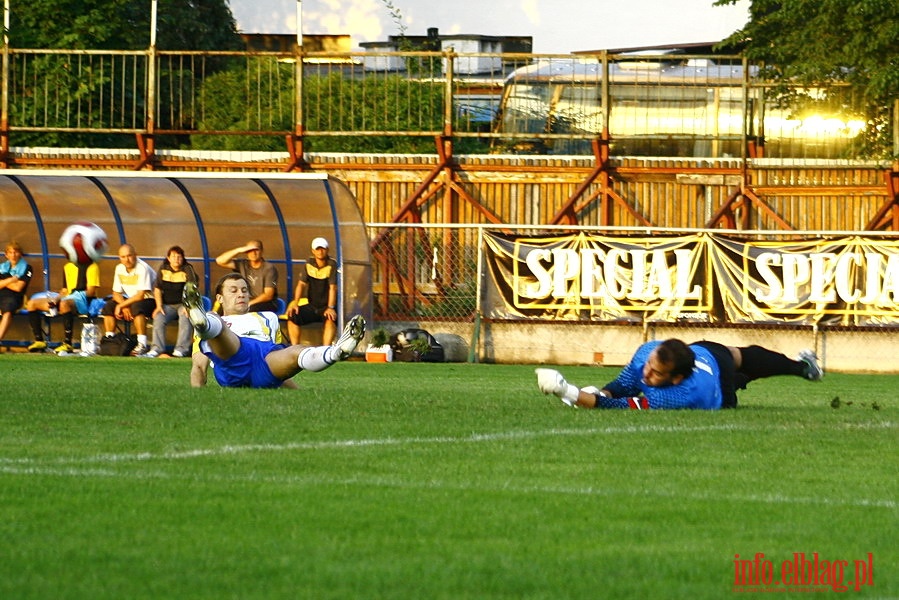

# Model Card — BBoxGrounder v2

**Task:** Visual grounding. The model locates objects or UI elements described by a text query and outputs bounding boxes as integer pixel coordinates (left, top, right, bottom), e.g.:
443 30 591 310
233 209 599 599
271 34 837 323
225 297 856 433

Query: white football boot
797 349 823 381
334 315 366 359
182 280 208 335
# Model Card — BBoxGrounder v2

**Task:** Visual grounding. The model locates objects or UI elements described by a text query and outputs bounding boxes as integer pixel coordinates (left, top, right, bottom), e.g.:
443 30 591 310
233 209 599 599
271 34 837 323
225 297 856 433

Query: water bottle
80 323 99 356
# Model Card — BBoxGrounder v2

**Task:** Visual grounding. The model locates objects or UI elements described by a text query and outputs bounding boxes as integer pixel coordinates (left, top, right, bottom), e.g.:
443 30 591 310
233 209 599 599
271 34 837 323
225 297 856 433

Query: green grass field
1 354 895 599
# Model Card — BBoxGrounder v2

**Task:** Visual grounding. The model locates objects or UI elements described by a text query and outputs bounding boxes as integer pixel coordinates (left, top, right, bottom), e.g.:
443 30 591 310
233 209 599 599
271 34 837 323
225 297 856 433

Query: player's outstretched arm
190 352 210 387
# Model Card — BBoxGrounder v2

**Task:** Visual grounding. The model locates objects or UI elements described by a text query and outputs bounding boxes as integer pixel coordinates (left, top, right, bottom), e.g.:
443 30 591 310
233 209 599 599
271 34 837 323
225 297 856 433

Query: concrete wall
377 319 899 374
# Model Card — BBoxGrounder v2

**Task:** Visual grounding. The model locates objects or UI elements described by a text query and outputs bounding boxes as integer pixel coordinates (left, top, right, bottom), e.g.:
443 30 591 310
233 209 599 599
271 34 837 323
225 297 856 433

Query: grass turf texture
0 354 895 599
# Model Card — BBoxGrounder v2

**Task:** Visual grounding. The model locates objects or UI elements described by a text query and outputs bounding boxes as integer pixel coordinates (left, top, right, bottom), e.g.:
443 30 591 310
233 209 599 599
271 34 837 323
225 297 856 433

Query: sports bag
390 328 444 363
98 331 137 356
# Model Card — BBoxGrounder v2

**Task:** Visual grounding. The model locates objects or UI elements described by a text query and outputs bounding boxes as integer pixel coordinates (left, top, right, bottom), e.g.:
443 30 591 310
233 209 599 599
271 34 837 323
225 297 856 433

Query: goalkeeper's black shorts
692 340 739 409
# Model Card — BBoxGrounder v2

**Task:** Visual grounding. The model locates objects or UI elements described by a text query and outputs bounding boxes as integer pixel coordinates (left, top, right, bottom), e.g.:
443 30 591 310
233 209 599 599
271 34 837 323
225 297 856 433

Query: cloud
520 0 540 26
303 0 386 42
230 0 750 53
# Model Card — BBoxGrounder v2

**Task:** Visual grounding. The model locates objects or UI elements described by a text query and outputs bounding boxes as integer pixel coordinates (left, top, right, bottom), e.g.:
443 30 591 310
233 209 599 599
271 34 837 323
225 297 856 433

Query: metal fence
369 223 482 321
3 47 885 159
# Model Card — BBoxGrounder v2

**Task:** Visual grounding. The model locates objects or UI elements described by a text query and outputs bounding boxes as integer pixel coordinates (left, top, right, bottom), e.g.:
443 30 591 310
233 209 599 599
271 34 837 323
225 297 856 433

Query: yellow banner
484 232 711 321
484 232 899 325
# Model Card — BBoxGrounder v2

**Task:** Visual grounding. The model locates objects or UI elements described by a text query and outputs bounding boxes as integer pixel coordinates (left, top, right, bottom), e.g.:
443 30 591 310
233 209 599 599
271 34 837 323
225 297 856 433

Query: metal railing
1 47 884 159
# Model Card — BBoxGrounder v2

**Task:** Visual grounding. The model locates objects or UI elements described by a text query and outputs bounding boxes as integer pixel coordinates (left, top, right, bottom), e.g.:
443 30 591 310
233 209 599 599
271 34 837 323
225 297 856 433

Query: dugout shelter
0 170 372 347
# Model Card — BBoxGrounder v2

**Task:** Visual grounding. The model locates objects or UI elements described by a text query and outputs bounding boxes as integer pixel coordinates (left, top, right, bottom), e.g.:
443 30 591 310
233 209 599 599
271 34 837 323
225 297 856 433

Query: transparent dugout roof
0 170 372 322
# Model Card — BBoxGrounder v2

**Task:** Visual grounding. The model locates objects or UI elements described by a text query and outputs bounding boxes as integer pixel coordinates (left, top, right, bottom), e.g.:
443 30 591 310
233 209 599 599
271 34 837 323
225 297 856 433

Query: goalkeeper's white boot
535 368 581 407
798 349 823 381
334 315 366 359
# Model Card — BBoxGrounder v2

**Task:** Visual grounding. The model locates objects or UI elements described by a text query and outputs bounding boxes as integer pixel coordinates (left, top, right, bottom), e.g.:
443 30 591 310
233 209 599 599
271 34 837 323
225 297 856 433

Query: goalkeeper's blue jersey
600 340 722 410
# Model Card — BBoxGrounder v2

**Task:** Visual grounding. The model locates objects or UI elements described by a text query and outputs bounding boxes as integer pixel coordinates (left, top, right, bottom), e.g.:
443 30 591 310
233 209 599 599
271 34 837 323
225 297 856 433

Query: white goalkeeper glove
535 368 580 407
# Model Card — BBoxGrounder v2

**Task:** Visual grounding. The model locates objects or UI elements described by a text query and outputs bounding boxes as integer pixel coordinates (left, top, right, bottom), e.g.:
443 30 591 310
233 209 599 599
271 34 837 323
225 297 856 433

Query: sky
228 0 751 54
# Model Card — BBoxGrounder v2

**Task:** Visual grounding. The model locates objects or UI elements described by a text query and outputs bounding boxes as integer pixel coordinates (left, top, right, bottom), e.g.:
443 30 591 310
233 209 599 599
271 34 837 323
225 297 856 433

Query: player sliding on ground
536 338 823 410
185 273 365 389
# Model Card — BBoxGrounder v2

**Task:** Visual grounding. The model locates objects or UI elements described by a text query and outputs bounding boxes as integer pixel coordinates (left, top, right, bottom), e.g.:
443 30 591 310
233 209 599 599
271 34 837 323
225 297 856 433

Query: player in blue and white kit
536 339 823 410
186 273 364 389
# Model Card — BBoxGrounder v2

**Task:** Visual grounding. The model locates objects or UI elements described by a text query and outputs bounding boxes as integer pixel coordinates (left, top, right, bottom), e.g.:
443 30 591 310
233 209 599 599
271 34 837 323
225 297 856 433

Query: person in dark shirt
215 239 279 313
286 237 339 345
146 246 197 358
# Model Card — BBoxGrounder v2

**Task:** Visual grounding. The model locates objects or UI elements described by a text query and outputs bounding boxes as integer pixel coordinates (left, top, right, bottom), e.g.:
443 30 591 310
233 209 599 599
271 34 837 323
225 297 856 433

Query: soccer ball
59 221 109 265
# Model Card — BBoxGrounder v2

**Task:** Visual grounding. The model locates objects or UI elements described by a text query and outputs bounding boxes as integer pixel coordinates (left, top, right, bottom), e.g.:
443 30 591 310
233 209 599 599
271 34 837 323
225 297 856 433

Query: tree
8 0 242 51
7 0 243 148
715 0 899 157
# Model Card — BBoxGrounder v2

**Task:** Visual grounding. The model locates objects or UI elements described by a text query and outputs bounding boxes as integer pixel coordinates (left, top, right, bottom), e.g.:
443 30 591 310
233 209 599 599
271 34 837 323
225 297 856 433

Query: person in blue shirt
536 339 823 410
0 240 33 343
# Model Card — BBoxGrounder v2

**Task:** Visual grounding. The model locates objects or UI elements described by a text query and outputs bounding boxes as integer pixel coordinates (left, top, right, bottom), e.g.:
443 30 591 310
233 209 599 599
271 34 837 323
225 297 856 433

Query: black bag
98 331 137 356
390 328 444 363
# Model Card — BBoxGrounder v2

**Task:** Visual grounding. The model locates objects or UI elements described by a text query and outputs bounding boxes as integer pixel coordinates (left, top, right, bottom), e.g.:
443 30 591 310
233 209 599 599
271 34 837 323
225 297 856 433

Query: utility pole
296 0 303 47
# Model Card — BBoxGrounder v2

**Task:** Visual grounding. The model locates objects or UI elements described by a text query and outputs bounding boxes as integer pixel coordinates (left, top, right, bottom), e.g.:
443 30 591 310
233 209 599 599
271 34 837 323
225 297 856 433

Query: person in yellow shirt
26 258 102 354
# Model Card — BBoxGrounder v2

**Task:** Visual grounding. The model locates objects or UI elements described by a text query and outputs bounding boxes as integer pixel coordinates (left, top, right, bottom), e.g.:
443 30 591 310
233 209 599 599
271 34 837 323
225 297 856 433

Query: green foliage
190 58 296 151
192 67 447 153
0 355 896 598
370 326 391 347
7 48 154 147
7 0 243 149
715 0 899 158
303 72 444 152
8 0 242 50
406 335 432 357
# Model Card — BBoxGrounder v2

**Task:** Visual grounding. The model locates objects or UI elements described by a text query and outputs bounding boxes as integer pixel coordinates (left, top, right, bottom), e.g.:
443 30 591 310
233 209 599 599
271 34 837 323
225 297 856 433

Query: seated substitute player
215 239 279 313
101 244 156 355
536 338 823 410
146 245 197 358
0 240 33 343
185 274 365 389
26 257 102 354
286 237 339 346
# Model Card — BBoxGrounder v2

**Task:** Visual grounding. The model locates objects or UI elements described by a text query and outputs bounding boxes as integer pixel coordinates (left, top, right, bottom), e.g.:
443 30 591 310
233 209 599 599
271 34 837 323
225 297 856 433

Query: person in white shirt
100 244 156 355
187 273 364 389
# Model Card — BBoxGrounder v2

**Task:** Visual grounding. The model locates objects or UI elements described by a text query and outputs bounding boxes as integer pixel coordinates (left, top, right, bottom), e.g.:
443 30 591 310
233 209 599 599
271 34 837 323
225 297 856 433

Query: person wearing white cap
215 239 279 313
286 237 338 345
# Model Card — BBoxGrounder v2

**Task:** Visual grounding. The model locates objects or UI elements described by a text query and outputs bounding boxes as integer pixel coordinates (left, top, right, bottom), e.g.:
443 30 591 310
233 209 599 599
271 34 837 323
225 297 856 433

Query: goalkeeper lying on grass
537 338 822 410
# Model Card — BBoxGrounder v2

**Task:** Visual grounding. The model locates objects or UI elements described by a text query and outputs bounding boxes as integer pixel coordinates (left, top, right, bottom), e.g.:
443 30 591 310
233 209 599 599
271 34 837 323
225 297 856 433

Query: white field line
1 463 895 510
0 421 894 467
2 423 753 467
1 421 896 510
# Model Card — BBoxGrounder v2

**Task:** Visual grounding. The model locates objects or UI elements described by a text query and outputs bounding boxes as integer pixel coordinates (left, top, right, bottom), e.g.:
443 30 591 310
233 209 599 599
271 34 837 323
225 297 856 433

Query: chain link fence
368 223 481 321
